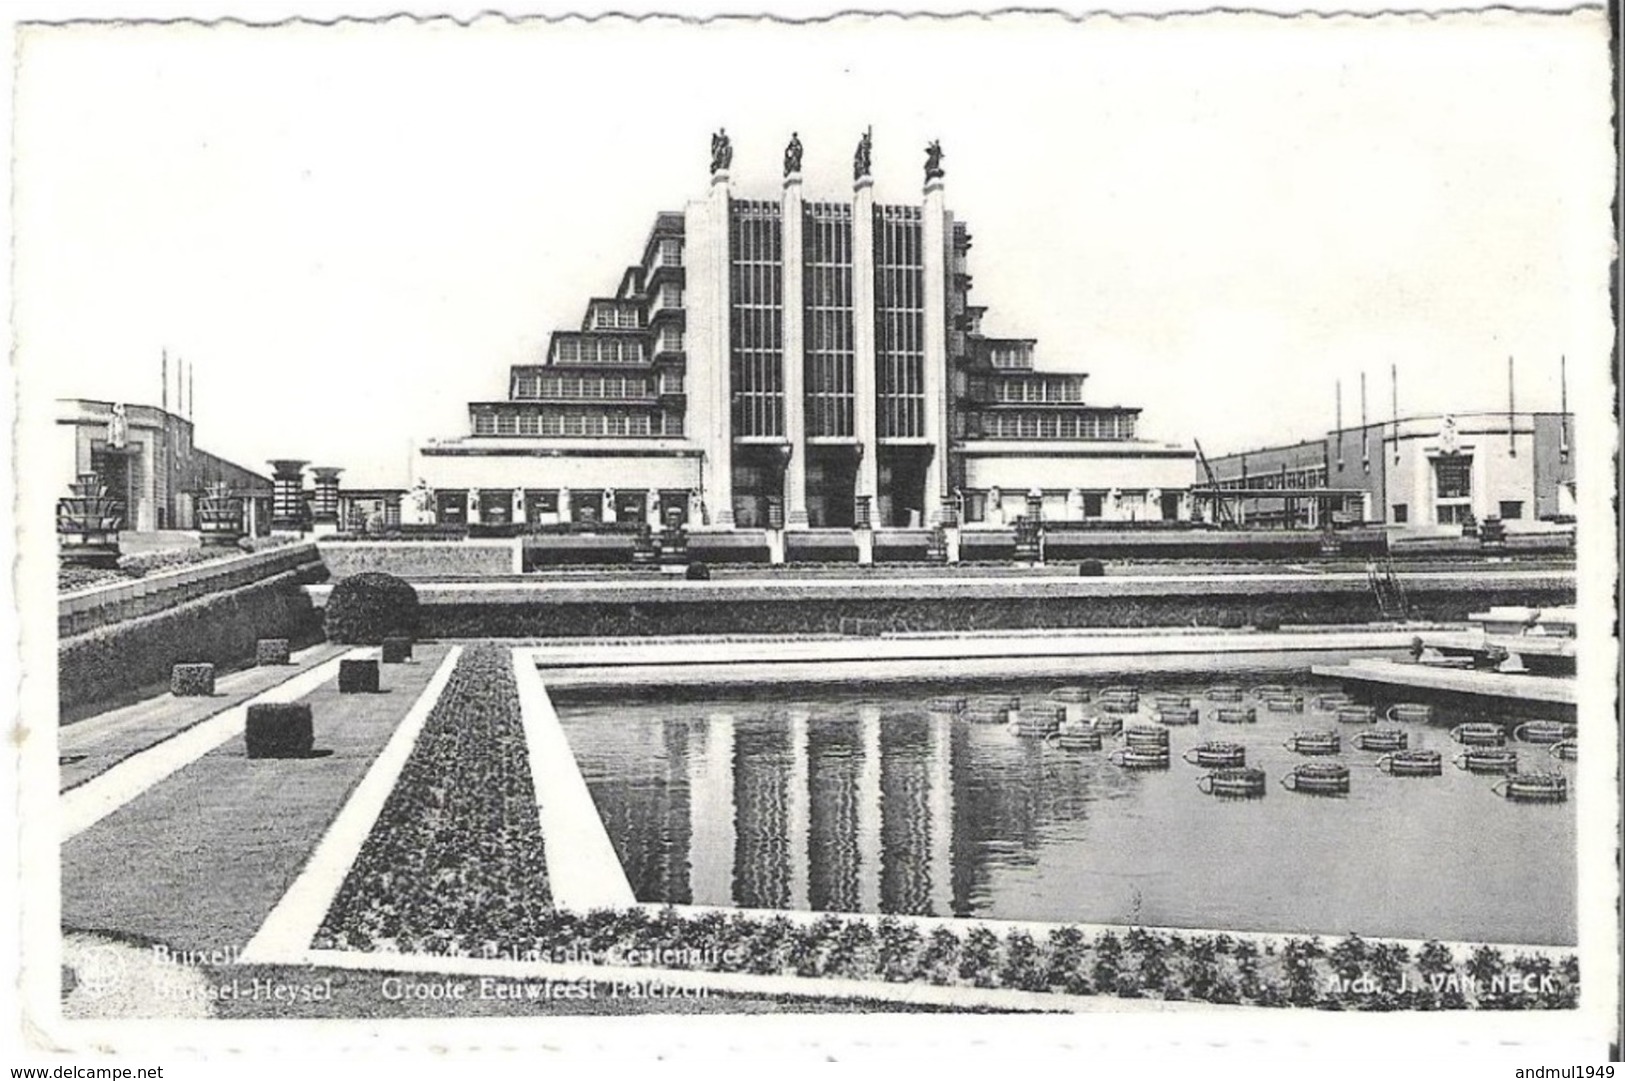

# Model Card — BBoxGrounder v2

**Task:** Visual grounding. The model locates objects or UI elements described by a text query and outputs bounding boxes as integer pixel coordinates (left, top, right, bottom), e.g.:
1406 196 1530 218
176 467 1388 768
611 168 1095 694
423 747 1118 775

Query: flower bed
314 644 552 949
314 900 1578 1010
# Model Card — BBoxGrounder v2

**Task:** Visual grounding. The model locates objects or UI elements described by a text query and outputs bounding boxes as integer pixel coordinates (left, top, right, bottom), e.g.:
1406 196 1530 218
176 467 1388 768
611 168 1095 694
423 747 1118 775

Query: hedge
245 703 314 759
255 638 291 666
381 637 413 664
407 585 1576 640
338 659 381 694
169 663 215 697
320 542 513 579
59 568 321 716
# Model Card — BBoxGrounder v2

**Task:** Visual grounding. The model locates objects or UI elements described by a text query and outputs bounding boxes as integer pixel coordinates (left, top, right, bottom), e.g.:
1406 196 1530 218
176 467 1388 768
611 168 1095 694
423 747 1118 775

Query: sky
13 9 1615 488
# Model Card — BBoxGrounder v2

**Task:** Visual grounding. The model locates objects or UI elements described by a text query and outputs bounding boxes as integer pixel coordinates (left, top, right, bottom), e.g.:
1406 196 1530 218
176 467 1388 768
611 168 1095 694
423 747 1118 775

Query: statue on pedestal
853 127 873 182
647 489 664 532
986 485 1004 526
784 132 803 177
924 139 944 181
710 128 733 175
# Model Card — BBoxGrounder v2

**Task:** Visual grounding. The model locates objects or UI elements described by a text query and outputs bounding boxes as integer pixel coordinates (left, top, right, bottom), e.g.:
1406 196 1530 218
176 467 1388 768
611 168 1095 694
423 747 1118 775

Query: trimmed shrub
170 663 215 697
338 659 380 694
245 703 314 758
324 572 420 644
1078 559 1105 577
255 638 291 666
684 562 711 581
381 636 413 664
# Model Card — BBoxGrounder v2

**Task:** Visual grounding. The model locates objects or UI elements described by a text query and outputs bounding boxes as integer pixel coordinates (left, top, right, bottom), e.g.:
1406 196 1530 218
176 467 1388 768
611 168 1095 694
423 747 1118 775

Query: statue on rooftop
853 127 873 182
710 128 733 175
924 139 944 181
784 132 803 177
106 403 128 450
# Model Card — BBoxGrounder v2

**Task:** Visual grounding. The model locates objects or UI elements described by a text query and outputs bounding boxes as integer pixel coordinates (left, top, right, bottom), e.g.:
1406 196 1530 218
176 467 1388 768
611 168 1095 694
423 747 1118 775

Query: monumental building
416 132 1196 533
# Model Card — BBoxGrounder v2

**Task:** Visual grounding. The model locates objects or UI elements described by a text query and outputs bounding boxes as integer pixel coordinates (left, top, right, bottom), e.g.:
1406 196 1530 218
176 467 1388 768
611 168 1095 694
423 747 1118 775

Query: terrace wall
320 540 520 579
322 573 1573 639
59 566 324 716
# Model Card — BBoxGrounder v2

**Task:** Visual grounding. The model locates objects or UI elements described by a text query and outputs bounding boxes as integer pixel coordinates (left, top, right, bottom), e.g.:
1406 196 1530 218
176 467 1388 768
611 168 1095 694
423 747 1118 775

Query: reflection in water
557 673 1577 945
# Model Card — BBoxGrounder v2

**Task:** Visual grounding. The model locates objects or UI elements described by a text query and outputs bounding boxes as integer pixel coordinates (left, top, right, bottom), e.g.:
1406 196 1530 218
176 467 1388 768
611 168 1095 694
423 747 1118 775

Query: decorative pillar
512 488 526 524
689 713 737 906
710 168 735 526
856 704 883 912
558 486 572 524
266 459 308 533
787 709 811 910
922 164 950 524
311 467 343 534
852 167 879 525
782 169 810 527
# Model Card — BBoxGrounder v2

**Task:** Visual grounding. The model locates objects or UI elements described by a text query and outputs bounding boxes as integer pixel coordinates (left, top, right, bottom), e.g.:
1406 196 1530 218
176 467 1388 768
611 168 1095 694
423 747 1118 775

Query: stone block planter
255 638 292 666
245 703 314 759
170 663 216 697
380 637 413 664
338 658 381 694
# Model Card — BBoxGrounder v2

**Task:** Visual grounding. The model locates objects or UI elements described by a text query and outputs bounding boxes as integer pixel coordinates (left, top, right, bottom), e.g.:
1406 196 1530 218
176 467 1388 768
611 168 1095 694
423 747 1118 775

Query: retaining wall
319 540 520 579
60 567 324 716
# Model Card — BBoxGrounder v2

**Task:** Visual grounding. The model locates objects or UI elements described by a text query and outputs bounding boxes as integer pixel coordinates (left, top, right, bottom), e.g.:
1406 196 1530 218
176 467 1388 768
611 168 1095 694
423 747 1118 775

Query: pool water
553 667 1576 945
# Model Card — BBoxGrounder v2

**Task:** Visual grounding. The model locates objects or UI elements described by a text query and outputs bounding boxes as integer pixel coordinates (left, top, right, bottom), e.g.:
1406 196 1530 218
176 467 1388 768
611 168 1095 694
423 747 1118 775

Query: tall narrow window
729 201 784 438
874 205 924 439
805 203 855 437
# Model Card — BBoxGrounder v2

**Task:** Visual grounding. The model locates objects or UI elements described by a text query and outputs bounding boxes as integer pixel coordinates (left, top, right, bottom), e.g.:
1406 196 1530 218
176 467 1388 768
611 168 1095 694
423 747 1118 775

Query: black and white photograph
7 1 1619 1070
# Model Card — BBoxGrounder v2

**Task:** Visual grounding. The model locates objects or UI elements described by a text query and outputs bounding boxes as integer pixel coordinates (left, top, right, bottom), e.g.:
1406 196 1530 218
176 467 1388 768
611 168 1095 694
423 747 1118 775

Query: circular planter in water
1311 693 1356 712
1101 685 1139 699
963 706 1009 725
1284 731 1341 755
1053 720 1103 751
1495 771 1569 804
925 696 967 713
1386 703 1435 724
1451 722 1507 747
1153 694 1191 711
1152 706 1200 726
1378 749 1443 777
970 694 1021 712
1513 720 1574 745
1262 696 1305 714
1097 697 1141 715
1548 739 1577 762
1184 741 1247 768
1251 684 1291 698
1199 767 1267 798
1052 685 1091 704
1108 746 1171 770
1354 728 1408 752
1455 747 1520 774
1282 762 1351 795
1335 706 1378 725
1206 685 1245 703
1210 707 1257 725
1090 714 1125 736
1122 725 1170 750
1009 708 1063 738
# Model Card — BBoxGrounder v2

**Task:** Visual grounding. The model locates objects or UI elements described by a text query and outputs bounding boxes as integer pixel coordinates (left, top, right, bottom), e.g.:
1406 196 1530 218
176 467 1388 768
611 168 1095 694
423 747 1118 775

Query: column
921 176 950 524
927 717 954 917
710 171 735 526
266 459 308 533
856 704 883 912
688 714 737 906
782 173 810 527
310 466 343 531
852 176 879 524
786 709 811 910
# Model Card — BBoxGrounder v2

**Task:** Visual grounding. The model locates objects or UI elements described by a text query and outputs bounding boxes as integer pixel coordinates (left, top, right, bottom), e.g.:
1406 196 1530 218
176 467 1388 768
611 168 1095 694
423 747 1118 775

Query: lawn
61 645 454 953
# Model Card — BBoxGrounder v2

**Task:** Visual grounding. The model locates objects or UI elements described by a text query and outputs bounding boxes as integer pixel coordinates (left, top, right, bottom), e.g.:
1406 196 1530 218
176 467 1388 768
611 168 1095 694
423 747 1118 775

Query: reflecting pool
553 665 1576 945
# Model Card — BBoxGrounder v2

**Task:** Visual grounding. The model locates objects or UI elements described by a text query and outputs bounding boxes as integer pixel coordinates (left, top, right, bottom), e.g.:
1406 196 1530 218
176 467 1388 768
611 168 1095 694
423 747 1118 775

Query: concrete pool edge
531 628 1420 689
